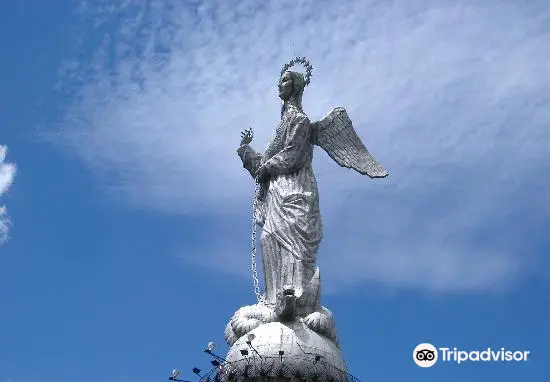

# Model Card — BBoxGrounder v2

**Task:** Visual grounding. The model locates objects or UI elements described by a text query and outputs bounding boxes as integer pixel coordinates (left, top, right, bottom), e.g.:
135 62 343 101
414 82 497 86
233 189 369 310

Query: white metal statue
225 57 388 347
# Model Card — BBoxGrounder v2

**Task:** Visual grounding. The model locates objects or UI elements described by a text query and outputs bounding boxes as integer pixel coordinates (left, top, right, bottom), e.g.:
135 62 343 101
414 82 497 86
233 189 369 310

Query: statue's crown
280 56 313 86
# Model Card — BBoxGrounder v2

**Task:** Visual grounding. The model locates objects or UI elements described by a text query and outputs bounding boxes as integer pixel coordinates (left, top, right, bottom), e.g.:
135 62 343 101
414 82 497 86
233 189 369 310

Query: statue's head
278 70 305 102
278 57 312 112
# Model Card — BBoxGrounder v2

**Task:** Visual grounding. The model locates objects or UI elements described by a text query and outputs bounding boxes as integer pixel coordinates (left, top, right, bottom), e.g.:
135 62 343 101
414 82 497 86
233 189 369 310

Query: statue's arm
263 115 310 175
237 144 263 178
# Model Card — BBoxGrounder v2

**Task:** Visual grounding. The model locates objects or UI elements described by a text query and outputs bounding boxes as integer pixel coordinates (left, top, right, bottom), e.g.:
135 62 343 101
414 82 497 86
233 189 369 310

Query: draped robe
237 104 323 304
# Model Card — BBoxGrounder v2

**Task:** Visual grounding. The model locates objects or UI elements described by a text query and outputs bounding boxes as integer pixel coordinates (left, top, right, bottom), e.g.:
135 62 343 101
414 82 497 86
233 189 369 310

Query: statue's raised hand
240 128 253 146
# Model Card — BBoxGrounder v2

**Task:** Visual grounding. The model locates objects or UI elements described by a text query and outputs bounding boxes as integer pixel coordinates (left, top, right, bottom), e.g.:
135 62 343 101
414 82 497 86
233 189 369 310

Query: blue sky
1 0 549 381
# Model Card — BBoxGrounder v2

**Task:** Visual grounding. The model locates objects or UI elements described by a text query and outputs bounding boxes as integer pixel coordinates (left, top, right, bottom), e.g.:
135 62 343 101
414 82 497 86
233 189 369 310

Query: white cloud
54 0 550 292
0 145 16 244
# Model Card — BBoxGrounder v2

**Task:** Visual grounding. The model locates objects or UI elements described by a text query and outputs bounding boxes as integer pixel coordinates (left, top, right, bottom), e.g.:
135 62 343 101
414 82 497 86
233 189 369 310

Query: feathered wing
310 107 388 178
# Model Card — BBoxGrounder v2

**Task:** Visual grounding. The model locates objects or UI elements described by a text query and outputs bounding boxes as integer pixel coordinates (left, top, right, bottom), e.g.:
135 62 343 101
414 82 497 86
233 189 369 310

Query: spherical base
223 320 350 381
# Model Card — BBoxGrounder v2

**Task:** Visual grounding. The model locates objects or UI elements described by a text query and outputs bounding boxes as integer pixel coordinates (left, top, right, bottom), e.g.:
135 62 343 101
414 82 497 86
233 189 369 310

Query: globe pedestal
204 319 359 382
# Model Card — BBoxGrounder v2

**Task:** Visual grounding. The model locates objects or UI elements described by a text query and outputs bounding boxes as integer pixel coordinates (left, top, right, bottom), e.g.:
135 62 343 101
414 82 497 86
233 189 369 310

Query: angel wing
310 107 388 178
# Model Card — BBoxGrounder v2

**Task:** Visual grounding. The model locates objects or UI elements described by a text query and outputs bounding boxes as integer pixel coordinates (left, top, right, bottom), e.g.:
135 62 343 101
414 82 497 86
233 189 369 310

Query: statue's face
278 71 293 101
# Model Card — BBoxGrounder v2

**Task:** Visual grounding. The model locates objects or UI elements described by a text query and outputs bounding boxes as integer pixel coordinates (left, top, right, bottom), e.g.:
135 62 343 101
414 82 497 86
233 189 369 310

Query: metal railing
196 355 362 382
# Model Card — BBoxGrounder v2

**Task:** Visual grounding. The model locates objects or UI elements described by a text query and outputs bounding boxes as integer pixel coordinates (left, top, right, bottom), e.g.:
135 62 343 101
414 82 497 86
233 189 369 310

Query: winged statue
226 57 387 347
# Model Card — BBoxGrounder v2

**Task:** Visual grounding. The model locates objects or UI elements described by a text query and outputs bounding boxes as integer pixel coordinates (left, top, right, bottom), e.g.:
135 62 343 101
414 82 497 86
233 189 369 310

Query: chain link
251 181 264 303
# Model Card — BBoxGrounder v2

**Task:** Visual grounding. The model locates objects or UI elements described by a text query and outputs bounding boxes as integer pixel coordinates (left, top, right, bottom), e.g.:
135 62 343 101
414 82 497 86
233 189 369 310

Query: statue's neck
281 97 302 119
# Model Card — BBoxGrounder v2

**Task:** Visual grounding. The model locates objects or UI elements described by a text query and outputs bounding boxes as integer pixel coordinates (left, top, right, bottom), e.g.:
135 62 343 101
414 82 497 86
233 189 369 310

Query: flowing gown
237 104 323 304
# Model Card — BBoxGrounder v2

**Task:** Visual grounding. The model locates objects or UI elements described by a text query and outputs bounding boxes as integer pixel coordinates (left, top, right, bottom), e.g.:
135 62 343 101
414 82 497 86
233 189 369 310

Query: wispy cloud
53 0 550 292
0 145 16 244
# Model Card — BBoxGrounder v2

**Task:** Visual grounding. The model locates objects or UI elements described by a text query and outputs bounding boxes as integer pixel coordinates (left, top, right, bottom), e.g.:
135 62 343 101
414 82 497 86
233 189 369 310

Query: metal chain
251 181 264 303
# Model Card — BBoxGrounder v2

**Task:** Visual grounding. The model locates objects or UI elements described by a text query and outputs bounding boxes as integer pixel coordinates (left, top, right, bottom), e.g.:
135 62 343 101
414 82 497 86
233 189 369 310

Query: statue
225 57 387 349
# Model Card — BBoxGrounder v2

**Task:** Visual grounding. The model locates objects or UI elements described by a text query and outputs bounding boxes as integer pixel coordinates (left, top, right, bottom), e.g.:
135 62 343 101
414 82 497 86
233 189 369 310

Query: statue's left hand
255 164 269 183
240 128 254 146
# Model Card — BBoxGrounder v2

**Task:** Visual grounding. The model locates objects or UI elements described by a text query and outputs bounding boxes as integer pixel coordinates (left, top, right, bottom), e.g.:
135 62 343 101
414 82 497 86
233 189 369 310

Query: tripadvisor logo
413 343 438 367
413 343 530 367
